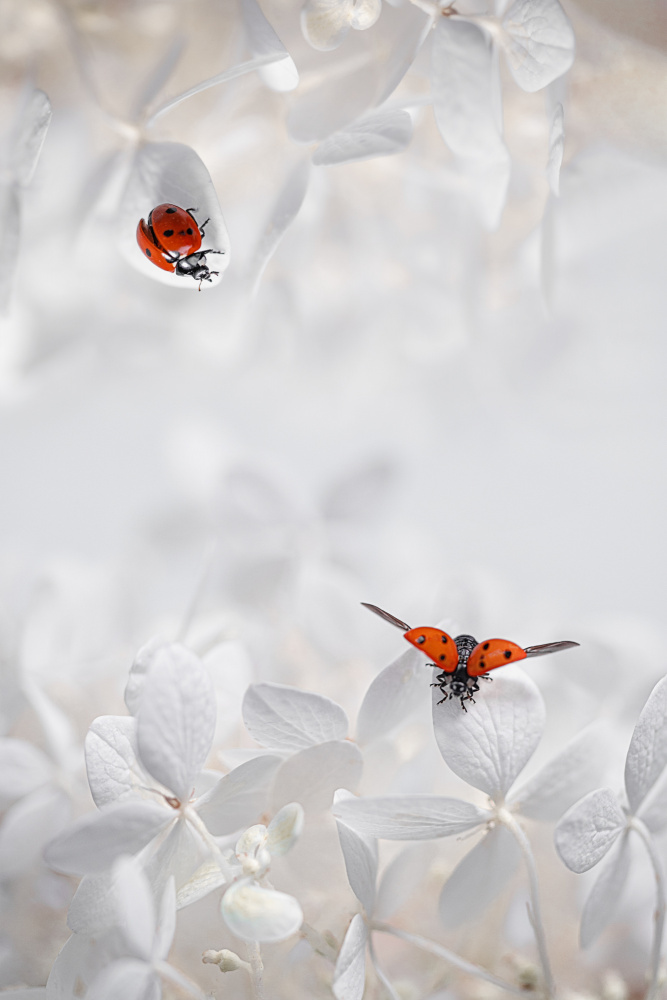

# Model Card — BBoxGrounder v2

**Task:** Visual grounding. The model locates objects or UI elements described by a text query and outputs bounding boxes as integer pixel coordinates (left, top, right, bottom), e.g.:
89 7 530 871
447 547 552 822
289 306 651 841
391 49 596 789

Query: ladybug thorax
454 634 478 671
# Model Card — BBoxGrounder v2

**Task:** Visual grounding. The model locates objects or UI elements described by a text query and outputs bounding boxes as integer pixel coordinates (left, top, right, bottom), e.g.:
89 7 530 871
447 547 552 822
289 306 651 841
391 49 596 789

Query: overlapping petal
500 0 575 93
624 674 667 815
438 824 521 928
194 755 281 834
243 682 349 751
580 832 631 948
333 914 368 1000
272 740 363 811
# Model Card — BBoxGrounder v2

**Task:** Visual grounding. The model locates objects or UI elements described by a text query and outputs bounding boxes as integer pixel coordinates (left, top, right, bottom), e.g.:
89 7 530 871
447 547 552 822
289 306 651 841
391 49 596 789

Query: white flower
180 802 305 943
334 669 605 930
84 856 205 1000
555 675 667 951
242 682 364 811
44 644 280 930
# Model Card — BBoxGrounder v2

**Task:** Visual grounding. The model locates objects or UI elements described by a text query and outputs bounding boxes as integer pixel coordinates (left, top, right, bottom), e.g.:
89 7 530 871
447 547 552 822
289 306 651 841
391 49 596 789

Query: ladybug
362 603 579 710
136 203 224 289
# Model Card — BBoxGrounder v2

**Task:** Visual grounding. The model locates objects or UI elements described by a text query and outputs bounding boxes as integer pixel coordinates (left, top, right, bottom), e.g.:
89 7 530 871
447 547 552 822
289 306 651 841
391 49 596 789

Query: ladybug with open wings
362 603 579 710
136 203 224 288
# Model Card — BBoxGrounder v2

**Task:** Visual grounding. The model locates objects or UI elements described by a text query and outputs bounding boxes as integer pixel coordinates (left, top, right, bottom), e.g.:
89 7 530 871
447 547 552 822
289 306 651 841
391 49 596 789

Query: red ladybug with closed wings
136 203 224 288
362 603 579 710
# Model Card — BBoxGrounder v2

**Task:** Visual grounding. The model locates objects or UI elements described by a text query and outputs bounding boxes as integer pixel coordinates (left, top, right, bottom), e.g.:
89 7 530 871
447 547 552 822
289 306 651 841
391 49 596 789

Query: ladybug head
175 252 214 283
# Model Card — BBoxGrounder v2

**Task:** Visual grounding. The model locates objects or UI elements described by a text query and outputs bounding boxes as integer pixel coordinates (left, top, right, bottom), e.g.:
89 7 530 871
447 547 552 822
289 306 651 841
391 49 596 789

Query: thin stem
145 53 286 127
498 808 556 1000
368 932 401 1000
630 817 666 1000
372 922 524 994
246 941 265 1000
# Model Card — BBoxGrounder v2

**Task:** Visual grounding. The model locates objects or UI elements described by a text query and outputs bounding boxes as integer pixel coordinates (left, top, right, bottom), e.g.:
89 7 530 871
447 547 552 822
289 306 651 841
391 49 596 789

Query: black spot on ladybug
440 654 446 661
163 230 174 237
441 635 448 643
166 207 176 214
504 650 512 659
417 636 426 644
483 642 490 650
187 228 193 235
145 248 152 257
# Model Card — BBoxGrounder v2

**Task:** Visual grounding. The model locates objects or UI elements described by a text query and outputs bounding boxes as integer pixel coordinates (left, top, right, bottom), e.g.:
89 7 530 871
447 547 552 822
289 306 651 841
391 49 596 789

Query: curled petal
350 0 382 30
221 879 303 942
333 914 368 1000
433 668 545 799
555 788 626 873
267 802 305 856
335 791 377 914
301 0 355 50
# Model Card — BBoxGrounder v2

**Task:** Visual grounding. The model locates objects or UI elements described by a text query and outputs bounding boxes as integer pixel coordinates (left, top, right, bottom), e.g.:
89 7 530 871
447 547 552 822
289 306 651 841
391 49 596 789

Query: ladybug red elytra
136 203 224 289
362 603 579 710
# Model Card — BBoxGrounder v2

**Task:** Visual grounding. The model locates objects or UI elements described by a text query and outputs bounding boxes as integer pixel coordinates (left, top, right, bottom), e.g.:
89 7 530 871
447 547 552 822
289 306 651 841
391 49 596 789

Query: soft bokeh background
1 0 667 993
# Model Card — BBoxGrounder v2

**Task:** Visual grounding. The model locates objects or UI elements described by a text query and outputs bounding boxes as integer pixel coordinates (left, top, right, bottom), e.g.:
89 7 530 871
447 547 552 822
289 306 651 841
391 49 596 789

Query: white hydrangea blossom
555 676 667 1000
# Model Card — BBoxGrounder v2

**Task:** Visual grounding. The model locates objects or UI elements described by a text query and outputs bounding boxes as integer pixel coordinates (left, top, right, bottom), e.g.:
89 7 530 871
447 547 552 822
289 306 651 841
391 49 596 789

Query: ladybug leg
198 217 211 236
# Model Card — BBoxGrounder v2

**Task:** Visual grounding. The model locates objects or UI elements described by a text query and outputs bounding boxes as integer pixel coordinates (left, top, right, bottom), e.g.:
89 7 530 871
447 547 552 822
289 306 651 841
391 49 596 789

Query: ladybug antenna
361 603 412 631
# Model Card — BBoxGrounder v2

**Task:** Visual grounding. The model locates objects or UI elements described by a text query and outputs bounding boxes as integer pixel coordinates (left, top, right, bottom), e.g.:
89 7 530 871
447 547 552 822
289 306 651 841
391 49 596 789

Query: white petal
546 103 564 196
137 644 216 802
356 649 430 746
131 37 186 121
176 859 229 909
125 637 170 716
0 786 70 878
313 110 413 167
510 723 609 821
85 715 147 808
144 814 212 897
433 668 545 799
637 767 667 833
301 0 355 51
195 755 281 835
117 143 230 290
439 825 521 928
241 0 299 91
243 683 348 752
271 740 363 812
44 801 170 875
555 788 626 873
13 89 52 187
154 877 177 960
350 0 382 30
333 795 488 840
267 802 305 856
88 959 156 1000
500 0 575 93
0 991 46 998
374 842 436 921
432 18 508 163
114 856 156 962
625 674 667 814
0 738 52 802
333 914 368 1000
221 879 303 942
67 872 117 935
47 933 93 1000
247 160 311 295
335 791 378 914
580 831 631 948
